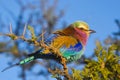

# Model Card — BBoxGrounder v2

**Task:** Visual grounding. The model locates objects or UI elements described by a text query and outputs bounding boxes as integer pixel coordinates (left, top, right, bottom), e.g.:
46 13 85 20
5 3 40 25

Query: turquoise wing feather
60 42 84 61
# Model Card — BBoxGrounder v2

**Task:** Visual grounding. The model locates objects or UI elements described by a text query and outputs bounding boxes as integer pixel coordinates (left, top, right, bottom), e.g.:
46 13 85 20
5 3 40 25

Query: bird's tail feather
1 50 58 72
27 49 41 57
1 56 35 72
1 63 19 72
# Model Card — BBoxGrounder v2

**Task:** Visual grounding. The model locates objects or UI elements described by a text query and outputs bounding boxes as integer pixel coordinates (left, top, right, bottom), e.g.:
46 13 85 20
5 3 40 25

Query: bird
1 21 96 72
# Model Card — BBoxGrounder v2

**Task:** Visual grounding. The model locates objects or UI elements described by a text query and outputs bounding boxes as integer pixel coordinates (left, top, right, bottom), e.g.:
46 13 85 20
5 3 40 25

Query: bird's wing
43 35 78 54
59 41 83 59
50 35 84 59
50 36 78 49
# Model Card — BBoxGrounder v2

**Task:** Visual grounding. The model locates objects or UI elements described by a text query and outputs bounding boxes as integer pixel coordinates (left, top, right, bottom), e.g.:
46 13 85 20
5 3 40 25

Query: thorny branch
1 24 71 80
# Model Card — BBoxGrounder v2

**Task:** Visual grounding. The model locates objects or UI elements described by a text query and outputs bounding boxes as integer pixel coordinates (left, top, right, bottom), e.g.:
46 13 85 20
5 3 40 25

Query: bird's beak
89 29 96 34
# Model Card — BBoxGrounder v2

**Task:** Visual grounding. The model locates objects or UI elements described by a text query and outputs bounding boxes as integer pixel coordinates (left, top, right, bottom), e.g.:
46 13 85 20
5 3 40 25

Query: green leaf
28 25 37 40
72 68 82 80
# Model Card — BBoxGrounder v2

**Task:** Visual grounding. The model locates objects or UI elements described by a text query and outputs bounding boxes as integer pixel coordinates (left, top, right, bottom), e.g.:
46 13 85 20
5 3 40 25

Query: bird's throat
74 28 89 46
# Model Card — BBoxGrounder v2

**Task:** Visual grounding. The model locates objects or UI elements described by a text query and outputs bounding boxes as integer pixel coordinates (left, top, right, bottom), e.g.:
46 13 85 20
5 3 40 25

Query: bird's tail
1 49 59 72
1 56 35 72
1 49 42 72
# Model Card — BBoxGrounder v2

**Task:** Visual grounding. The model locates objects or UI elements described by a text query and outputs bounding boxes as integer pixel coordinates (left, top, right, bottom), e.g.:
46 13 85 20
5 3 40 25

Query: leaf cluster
71 42 120 80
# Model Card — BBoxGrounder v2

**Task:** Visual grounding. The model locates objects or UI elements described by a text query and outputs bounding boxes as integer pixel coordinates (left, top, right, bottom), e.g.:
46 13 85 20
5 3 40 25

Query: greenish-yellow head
71 21 96 34
72 21 89 30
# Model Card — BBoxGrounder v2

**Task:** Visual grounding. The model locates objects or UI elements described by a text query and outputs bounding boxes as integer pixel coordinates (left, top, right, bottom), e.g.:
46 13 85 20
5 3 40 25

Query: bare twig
1 21 72 80
42 30 44 42
38 31 46 40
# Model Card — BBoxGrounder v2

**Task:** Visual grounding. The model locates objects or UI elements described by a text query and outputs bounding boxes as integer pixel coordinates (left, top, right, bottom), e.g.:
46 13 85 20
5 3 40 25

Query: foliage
71 41 120 80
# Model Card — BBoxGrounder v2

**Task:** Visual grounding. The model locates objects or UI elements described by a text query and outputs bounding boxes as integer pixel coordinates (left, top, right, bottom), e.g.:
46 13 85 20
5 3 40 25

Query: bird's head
71 21 96 36
69 21 96 46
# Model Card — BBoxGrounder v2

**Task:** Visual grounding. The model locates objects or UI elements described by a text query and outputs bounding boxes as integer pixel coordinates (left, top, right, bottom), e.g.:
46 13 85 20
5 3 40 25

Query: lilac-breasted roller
2 21 95 72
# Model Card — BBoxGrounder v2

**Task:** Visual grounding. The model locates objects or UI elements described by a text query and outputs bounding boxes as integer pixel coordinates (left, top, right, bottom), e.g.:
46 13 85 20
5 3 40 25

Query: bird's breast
74 28 89 46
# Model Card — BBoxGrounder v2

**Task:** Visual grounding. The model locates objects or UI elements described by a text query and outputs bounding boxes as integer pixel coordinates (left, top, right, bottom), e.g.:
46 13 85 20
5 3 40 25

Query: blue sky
0 0 120 80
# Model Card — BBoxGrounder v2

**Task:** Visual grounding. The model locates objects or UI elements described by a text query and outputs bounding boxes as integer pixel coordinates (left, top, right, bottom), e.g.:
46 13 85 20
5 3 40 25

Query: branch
1 25 71 80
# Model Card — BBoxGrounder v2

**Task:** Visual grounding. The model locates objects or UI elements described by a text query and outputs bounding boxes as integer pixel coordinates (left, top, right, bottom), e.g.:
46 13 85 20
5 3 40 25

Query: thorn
42 30 45 42
22 24 27 36
9 23 13 34
38 31 46 41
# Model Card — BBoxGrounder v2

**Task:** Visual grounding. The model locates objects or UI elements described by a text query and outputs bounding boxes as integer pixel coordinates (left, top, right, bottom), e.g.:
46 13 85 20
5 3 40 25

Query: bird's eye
79 27 88 31
79 28 84 30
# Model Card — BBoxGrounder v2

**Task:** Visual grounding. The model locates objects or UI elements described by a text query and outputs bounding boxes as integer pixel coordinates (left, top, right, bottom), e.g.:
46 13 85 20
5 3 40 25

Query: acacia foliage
71 42 120 80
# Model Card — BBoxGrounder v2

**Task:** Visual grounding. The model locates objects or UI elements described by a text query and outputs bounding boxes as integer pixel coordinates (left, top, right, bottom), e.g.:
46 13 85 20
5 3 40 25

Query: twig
37 31 46 40
60 57 71 80
42 30 44 42
2 27 70 79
